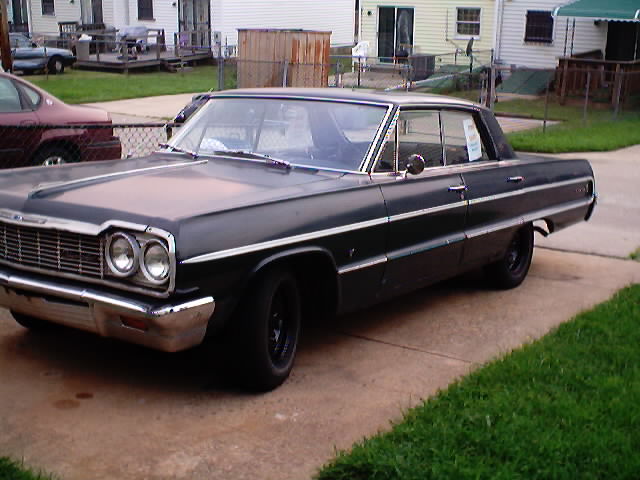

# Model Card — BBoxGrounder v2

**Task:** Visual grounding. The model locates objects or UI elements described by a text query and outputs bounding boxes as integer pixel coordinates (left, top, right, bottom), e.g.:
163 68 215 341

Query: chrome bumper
0 267 215 352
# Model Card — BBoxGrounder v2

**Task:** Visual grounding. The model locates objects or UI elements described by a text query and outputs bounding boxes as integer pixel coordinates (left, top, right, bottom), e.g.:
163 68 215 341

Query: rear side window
21 84 41 108
0 78 23 113
441 111 490 165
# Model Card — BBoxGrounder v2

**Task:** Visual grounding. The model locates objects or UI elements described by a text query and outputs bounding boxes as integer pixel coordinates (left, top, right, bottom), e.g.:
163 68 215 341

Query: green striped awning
554 0 640 21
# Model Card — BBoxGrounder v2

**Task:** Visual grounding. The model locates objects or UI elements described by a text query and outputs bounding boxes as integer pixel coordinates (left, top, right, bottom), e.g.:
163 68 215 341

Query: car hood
0 154 365 231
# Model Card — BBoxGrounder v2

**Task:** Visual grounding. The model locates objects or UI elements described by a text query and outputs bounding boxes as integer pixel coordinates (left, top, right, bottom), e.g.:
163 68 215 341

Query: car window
441 111 490 165
0 78 24 113
170 98 388 171
20 84 41 107
10 34 32 48
375 110 444 173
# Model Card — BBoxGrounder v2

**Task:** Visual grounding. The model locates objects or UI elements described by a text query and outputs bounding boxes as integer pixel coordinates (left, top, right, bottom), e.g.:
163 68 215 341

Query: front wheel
484 224 534 289
229 268 301 391
47 57 65 74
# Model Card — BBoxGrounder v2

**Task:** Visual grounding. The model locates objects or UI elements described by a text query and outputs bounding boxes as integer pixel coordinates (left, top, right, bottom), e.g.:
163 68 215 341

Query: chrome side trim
182 177 595 265
468 176 594 206
466 197 595 239
387 233 466 261
338 255 388 275
29 160 208 198
389 200 467 222
182 217 390 264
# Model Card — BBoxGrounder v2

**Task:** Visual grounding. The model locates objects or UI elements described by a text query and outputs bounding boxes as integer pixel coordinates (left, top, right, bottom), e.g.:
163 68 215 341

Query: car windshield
168 97 388 171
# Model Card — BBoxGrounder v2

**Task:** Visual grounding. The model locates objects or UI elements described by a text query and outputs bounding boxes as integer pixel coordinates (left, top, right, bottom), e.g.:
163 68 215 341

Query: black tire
47 56 65 74
484 224 534 289
230 268 301 391
11 311 51 330
31 145 76 167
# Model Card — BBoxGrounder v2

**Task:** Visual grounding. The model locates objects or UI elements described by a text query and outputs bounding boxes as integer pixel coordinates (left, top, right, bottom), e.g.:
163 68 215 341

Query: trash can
76 34 91 61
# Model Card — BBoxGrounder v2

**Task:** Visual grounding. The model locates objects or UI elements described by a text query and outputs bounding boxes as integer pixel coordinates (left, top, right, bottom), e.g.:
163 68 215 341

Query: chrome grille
0 221 105 279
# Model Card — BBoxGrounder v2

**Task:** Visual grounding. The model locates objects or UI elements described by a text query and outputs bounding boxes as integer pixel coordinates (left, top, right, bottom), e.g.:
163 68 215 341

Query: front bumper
0 266 215 352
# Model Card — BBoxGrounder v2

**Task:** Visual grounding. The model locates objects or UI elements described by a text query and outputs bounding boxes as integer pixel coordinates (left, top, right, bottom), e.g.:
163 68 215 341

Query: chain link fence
0 123 172 169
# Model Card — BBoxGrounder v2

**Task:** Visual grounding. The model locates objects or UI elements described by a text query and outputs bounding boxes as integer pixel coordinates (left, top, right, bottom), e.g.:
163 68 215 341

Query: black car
0 89 596 390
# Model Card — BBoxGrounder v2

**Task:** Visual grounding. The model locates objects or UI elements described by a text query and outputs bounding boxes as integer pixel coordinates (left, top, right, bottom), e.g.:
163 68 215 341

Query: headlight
140 239 170 284
106 232 140 277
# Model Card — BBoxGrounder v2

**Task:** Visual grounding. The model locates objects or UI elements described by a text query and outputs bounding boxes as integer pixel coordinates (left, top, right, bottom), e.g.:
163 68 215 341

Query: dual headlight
105 232 171 285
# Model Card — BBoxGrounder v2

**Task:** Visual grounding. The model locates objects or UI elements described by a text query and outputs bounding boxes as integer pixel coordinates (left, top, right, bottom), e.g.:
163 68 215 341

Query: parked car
9 33 76 74
0 89 596 391
0 71 121 167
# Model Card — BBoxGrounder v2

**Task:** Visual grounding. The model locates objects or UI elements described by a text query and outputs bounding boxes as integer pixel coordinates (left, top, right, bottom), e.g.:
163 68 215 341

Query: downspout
358 1 363 43
493 0 505 62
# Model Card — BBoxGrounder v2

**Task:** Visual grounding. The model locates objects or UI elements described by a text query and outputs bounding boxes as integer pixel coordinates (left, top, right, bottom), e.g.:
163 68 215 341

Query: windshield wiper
213 150 291 169
158 143 199 159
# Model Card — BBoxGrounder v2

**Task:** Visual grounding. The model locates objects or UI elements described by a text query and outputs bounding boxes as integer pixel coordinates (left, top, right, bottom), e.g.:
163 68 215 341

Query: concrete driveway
1 94 639 479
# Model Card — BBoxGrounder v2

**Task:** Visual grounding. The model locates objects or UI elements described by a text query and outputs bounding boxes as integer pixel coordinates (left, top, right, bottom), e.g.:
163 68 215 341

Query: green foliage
28 66 223 104
0 458 55 480
507 116 640 153
630 248 640 261
318 285 640 480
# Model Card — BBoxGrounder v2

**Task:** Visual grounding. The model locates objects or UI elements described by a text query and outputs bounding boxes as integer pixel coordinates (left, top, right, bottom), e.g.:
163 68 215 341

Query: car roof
212 87 483 109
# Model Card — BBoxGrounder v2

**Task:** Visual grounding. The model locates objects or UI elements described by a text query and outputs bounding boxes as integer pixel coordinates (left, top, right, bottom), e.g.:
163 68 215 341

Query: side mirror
405 154 425 175
32 42 38 48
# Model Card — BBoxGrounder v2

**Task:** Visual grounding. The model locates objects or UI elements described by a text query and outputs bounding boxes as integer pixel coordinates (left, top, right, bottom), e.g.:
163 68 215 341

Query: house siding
496 0 608 69
360 0 495 60
113 0 178 44
214 0 356 48
30 0 82 34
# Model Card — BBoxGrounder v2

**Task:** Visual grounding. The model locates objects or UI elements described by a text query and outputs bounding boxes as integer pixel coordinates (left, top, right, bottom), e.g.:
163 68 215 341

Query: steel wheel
229 268 301 391
41 155 67 167
484 224 534 289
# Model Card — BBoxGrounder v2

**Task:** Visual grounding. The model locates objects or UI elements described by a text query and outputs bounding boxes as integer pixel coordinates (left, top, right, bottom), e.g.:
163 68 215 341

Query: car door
0 76 39 168
371 108 467 298
440 109 526 265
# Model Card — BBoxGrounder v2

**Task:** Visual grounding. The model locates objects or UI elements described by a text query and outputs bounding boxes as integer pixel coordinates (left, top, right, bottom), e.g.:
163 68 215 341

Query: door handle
448 184 468 192
507 176 524 183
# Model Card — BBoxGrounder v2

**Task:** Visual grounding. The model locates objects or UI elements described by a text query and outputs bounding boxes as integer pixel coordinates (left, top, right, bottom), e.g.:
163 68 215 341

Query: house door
179 0 211 47
377 7 414 61
8 0 28 32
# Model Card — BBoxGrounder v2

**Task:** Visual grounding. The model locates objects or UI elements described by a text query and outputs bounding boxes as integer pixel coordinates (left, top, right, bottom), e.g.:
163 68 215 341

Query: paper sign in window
463 118 482 161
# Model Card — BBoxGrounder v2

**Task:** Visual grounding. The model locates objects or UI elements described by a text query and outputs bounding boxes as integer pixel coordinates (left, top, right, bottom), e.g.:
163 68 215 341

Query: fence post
488 64 496 110
357 57 361 88
543 75 551 134
583 70 591 126
335 60 343 88
217 48 224 90
96 37 101 62
282 60 289 87
122 40 129 76
612 65 623 120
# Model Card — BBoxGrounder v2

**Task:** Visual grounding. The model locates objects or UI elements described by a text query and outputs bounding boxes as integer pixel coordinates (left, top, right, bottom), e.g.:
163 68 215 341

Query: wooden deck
74 49 213 72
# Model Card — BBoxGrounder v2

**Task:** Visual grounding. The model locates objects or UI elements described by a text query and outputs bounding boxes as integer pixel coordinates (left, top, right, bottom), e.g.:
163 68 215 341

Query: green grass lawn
317 284 640 480
496 97 640 153
0 457 54 480
27 66 220 104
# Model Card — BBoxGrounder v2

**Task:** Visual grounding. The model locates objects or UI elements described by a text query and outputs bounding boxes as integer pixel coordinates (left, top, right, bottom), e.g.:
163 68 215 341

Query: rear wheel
229 268 301 391
484 224 534 289
11 311 51 330
47 57 65 74
31 145 76 167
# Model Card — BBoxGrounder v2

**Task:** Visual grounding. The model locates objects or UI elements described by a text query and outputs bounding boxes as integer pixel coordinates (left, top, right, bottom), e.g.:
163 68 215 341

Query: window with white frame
456 8 481 37
525 11 554 43
41 0 55 15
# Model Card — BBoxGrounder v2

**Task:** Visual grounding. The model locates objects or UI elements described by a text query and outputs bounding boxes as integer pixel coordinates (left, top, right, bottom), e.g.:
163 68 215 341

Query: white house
26 0 356 49
493 0 609 69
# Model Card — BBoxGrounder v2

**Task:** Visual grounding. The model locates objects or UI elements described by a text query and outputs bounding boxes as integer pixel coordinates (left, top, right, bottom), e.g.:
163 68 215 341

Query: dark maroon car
0 71 121 167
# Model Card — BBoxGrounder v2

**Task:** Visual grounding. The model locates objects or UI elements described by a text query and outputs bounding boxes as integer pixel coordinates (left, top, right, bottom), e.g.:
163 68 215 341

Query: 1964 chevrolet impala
0 89 595 390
